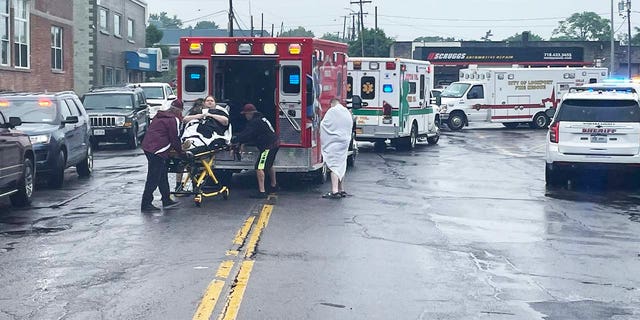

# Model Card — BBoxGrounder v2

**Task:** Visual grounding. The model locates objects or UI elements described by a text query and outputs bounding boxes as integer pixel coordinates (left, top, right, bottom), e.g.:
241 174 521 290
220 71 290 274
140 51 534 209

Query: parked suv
82 86 150 149
134 82 176 119
0 111 34 206
0 92 93 188
546 84 640 186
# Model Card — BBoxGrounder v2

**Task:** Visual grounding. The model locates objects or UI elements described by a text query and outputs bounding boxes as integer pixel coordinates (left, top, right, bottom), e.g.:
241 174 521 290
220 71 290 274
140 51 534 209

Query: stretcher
168 145 231 207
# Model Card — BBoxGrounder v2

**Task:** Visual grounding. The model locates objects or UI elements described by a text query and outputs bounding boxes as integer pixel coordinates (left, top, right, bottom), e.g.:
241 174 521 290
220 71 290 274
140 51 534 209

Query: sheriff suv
0 91 93 188
0 111 34 206
545 84 640 186
82 86 149 149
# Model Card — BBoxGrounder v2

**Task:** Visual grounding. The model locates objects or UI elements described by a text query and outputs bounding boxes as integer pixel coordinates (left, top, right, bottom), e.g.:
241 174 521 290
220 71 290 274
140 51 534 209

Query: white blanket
181 107 232 149
320 104 352 180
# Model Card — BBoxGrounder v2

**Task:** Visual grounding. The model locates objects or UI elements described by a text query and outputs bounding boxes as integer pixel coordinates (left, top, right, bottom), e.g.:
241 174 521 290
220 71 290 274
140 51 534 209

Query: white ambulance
438 66 608 130
349 58 441 151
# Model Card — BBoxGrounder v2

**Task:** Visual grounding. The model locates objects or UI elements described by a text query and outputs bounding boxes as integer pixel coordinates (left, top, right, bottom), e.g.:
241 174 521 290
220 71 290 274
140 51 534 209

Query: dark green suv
82 86 150 149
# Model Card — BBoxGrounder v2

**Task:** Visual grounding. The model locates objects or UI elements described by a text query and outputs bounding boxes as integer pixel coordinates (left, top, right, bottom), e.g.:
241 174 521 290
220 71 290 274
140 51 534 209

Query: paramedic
231 104 279 199
140 99 184 212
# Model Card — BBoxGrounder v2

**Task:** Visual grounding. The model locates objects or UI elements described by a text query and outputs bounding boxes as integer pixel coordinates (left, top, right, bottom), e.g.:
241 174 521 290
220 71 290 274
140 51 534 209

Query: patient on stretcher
181 105 232 154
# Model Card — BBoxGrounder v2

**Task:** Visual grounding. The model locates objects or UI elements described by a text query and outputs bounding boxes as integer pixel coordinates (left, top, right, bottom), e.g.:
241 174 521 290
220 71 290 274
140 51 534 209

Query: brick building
0 0 74 92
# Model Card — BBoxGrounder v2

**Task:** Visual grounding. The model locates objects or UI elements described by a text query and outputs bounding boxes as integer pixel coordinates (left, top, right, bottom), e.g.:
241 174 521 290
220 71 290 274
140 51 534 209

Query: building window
115 68 122 84
104 66 113 85
0 0 9 66
99 7 108 32
113 13 121 37
13 0 28 68
51 26 62 70
127 18 134 40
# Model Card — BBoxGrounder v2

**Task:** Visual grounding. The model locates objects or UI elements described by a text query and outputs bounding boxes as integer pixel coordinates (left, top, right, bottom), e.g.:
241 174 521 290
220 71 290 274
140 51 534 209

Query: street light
619 0 632 77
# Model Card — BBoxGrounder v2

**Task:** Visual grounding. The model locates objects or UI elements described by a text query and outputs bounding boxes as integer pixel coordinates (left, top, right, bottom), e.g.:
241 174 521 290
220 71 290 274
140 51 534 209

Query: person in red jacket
140 99 184 212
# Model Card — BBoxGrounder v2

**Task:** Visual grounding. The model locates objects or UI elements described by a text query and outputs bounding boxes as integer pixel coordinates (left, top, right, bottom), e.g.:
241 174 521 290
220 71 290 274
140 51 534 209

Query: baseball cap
171 99 184 109
240 104 257 114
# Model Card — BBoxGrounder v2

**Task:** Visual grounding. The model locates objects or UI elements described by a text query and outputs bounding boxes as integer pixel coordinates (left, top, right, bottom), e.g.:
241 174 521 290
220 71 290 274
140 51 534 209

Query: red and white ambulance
177 37 351 180
438 66 608 130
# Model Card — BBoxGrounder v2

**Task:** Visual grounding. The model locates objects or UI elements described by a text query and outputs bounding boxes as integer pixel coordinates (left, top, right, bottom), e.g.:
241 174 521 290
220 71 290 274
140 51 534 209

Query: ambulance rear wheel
396 124 418 151
531 112 550 129
447 112 465 131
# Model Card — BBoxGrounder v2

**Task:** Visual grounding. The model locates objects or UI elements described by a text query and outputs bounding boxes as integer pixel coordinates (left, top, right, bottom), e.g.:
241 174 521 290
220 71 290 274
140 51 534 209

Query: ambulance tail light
189 42 203 54
353 61 362 70
385 62 396 70
549 121 560 143
382 101 392 124
288 44 302 55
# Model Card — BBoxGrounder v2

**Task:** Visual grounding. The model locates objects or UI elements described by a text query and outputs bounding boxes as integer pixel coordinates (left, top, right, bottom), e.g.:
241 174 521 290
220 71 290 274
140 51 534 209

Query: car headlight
115 116 126 126
30 134 51 144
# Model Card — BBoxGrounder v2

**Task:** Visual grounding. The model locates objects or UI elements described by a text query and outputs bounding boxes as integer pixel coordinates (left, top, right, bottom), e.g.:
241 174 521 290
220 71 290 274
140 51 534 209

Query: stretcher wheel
223 190 229 200
194 194 202 207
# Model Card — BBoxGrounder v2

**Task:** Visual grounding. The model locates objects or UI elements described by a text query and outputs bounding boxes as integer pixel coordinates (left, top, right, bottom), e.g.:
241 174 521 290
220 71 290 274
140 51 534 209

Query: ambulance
438 66 608 130
177 37 353 182
349 58 441 151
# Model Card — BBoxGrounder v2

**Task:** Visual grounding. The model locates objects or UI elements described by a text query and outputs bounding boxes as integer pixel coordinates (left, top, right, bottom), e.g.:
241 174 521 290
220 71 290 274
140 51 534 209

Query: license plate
355 128 363 134
590 135 607 143
93 129 105 136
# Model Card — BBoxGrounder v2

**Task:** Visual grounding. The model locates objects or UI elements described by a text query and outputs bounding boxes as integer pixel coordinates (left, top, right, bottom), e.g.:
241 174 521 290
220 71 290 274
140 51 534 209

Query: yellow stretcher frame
169 147 230 207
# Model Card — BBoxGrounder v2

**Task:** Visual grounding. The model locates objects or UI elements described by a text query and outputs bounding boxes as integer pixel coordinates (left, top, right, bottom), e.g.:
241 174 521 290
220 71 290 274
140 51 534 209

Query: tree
552 12 611 41
348 28 394 57
146 24 163 46
414 36 456 42
320 32 347 43
280 26 314 37
503 31 544 42
194 20 220 29
149 12 183 29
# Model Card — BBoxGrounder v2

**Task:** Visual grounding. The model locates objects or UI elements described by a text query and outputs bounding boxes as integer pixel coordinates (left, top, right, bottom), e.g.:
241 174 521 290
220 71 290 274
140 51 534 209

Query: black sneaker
141 204 161 213
163 199 180 209
322 192 342 199
250 191 268 199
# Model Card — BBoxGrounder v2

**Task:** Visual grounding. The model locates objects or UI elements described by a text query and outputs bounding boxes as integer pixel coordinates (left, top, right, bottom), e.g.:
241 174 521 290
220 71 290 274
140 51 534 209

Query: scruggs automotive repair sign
415 47 584 65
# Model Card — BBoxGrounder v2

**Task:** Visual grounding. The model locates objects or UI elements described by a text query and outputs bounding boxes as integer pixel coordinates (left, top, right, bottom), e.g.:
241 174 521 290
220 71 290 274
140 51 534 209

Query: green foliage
280 26 315 37
320 32 348 43
348 28 394 57
552 11 611 41
194 21 220 29
414 36 457 42
149 12 183 29
145 24 163 46
503 31 544 42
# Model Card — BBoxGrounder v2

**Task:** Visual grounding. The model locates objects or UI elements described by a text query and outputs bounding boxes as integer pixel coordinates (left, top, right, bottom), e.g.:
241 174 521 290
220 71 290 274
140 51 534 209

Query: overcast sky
145 0 637 41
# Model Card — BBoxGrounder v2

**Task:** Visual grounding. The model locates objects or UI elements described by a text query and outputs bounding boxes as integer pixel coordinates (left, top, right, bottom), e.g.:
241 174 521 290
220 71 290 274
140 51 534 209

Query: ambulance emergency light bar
191 41 282 55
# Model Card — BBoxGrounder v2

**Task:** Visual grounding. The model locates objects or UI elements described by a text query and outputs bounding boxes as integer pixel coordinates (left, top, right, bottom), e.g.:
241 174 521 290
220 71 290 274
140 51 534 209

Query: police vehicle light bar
569 86 637 93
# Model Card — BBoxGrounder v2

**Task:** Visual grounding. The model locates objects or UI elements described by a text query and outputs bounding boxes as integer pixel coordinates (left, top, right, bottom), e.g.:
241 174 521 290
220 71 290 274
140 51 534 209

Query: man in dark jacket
231 104 279 198
140 99 184 212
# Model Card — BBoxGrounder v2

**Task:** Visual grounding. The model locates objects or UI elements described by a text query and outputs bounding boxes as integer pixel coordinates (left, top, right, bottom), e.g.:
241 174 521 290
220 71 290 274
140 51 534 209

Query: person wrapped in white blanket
181 95 232 153
320 98 353 199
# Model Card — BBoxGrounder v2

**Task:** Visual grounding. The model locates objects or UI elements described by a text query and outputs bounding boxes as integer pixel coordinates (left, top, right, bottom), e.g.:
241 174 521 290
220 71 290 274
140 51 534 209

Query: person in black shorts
231 104 279 198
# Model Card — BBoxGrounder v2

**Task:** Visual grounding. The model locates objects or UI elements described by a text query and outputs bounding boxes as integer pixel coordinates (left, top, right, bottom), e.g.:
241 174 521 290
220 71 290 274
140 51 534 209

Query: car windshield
83 94 133 110
0 99 58 123
141 87 164 100
440 83 470 98
557 99 640 123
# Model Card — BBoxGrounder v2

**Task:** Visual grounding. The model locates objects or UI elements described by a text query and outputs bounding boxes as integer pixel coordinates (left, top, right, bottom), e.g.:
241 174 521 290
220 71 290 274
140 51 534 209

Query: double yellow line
193 204 273 320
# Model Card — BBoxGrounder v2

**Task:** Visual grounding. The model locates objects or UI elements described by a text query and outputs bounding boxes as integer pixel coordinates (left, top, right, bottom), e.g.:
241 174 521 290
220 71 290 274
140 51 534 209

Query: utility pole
261 13 264 37
375 6 378 30
342 15 347 41
228 0 234 36
351 14 356 40
351 0 371 56
250 15 254 36
619 0 632 77
611 0 616 74
271 24 274 37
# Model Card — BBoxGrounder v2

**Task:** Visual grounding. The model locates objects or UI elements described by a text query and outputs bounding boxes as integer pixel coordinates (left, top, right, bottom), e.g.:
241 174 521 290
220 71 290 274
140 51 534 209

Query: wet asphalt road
1 124 640 320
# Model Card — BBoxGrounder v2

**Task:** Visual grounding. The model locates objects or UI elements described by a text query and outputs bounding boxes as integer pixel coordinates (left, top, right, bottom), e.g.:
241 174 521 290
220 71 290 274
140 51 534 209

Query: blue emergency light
289 74 300 85
190 73 201 80
383 84 393 93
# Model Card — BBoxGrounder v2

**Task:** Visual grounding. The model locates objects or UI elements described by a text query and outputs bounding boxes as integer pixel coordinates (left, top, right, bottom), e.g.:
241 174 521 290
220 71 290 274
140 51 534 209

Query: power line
377 12 611 22
183 10 228 24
